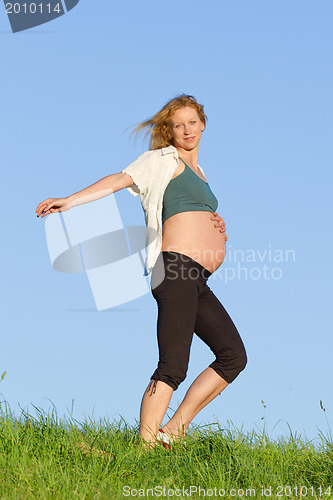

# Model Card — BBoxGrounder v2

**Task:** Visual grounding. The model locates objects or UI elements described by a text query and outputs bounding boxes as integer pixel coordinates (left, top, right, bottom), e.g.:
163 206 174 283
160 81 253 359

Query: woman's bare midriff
161 211 226 274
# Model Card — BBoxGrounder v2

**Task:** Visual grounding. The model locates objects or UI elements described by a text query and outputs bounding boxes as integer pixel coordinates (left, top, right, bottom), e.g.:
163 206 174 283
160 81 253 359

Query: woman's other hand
211 212 228 241
35 197 72 218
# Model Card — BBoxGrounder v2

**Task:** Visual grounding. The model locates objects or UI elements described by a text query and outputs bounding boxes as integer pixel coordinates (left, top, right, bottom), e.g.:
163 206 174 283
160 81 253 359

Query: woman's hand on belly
210 212 228 241
161 211 227 274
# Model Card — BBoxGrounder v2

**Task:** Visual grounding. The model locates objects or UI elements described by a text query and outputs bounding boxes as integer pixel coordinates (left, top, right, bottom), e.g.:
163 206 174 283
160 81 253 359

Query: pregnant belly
161 211 226 274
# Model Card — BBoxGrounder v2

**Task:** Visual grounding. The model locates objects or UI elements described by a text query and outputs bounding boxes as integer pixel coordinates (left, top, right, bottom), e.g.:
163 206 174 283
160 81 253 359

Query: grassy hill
0 403 332 499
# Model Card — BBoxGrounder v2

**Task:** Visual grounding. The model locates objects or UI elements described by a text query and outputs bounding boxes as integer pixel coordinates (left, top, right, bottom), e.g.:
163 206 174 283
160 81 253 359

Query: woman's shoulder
123 145 176 174
141 145 177 158
160 145 177 156
131 145 177 167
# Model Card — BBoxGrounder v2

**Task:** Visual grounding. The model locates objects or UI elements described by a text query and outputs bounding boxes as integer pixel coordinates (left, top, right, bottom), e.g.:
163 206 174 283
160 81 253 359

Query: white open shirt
121 145 207 276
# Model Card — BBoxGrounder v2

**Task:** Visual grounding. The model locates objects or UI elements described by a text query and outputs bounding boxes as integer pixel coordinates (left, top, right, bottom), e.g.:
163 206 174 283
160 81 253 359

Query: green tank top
162 158 218 224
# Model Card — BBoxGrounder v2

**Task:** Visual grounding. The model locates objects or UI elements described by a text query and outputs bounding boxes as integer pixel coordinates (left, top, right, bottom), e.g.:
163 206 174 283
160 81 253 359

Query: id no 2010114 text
262 485 331 497
6 3 62 14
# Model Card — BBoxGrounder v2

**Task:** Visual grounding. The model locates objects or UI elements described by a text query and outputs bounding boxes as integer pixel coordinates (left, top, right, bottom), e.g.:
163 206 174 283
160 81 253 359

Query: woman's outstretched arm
35 172 135 218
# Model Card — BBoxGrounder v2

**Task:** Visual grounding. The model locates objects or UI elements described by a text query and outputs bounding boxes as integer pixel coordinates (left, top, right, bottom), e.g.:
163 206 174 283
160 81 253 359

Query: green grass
0 402 332 499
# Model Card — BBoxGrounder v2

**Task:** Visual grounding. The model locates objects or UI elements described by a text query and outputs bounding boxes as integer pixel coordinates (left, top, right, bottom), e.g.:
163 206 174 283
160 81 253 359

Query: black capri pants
150 251 247 391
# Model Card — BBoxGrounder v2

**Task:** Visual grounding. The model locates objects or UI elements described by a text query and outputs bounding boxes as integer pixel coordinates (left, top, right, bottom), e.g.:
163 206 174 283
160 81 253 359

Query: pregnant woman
36 94 247 449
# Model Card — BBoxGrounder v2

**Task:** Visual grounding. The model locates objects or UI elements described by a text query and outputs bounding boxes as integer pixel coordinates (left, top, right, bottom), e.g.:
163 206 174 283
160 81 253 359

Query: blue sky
1 0 332 443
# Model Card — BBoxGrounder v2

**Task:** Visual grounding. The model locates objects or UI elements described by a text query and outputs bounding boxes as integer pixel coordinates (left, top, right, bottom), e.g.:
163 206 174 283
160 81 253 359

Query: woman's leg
139 252 200 445
139 379 173 443
162 284 247 439
161 368 228 439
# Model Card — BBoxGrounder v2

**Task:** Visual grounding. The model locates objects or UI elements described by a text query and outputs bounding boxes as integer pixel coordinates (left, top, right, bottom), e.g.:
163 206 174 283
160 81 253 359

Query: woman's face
168 107 205 151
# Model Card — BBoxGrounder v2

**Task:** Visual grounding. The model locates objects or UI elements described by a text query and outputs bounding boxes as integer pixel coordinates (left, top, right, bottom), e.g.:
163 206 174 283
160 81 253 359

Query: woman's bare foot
77 441 111 459
136 436 156 452
136 434 172 452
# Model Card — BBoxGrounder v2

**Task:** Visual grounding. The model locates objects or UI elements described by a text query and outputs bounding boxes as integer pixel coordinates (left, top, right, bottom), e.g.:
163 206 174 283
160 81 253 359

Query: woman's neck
175 147 200 169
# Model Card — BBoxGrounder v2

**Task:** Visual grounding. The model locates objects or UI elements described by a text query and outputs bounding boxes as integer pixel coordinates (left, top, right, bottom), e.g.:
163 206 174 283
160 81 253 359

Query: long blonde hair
132 94 207 150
